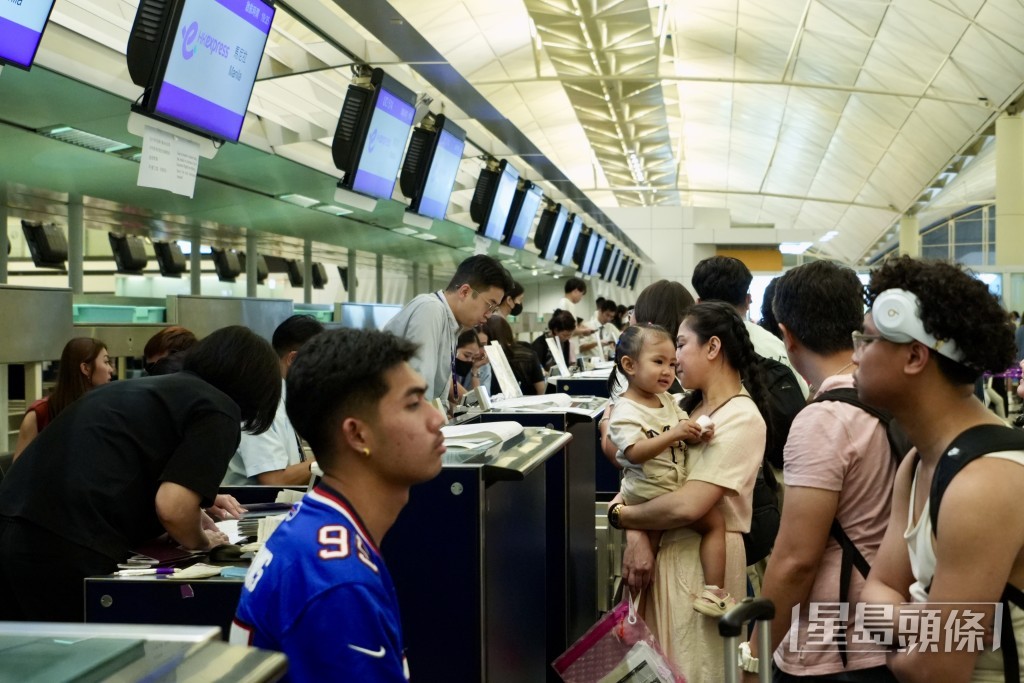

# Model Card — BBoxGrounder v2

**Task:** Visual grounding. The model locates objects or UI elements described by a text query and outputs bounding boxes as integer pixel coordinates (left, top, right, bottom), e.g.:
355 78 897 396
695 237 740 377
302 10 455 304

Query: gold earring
362 447 371 458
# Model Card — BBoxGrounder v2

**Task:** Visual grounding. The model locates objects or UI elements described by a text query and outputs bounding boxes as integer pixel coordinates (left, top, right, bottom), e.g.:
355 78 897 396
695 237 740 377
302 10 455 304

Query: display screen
589 238 607 276
151 0 274 141
558 215 582 267
604 246 621 281
417 126 464 220
541 205 568 262
580 233 598 274
352 87 416 199
0 0 56 69
482 162 520 241
507 184 542 249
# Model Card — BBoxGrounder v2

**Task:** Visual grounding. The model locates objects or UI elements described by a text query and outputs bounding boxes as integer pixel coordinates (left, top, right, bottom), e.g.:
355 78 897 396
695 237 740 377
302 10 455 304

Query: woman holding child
609 301 768 682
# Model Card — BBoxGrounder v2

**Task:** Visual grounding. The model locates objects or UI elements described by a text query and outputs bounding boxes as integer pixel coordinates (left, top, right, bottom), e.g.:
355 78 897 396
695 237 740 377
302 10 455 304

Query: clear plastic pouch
552 592 686 683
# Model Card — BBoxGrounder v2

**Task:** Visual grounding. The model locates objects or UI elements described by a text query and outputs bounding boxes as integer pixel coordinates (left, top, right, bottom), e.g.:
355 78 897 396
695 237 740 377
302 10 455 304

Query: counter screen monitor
504 181 542 249
578 229 597 273
629 263 641 289
470 159 520 241
535 204 568 262
109 233 148 274
154 240 187 277
603 246 622 282
557 214 582 267
311 262 327 289
0 0 56 69
141 0 275 142
21 219 67 270
334 68 417 200
589 237 608 276
212 247 241 282
400 114 466 220
238 251 268 283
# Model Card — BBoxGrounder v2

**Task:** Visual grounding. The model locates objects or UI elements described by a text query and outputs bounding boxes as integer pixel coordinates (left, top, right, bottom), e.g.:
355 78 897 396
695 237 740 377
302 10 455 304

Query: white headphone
872 288 965 363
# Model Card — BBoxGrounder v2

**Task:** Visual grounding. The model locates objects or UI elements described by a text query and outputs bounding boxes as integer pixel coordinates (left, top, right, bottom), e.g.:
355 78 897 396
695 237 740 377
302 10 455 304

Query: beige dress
645 391 766 683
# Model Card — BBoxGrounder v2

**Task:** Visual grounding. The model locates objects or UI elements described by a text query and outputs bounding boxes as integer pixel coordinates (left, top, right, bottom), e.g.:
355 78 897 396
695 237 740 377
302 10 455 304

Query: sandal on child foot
693 588 735 617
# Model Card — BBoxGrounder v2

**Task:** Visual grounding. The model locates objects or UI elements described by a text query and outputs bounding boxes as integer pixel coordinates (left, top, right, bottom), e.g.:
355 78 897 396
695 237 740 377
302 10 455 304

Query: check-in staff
384 255 511 402
0 326 281 622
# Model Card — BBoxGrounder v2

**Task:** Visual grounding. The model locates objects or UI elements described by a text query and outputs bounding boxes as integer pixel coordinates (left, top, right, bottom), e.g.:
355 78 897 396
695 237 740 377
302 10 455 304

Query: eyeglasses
851 331 884 353
471 288 501 313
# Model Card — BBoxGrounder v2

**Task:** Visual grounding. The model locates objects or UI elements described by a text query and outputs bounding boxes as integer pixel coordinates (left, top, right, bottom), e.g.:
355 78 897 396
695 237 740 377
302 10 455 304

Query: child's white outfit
608 392 689 506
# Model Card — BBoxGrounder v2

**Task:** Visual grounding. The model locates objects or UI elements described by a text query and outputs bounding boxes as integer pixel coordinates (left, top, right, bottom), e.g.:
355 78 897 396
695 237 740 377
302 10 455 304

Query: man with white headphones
856 256 1024 683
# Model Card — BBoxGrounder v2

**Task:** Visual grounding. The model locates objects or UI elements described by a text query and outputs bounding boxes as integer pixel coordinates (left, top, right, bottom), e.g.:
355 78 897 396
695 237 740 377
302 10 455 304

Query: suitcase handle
718 597 776 638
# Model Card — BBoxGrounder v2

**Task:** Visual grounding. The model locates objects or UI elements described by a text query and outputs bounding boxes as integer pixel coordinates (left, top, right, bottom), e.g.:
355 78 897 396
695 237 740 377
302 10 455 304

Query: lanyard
436 292 457 386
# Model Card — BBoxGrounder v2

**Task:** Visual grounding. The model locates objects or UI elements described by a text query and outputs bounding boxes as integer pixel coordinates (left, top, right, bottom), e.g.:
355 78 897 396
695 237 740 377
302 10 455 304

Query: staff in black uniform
0 325 281 622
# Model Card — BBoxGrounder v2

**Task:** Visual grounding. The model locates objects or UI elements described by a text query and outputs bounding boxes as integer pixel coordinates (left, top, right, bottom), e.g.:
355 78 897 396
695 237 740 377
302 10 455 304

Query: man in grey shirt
385 255 512 401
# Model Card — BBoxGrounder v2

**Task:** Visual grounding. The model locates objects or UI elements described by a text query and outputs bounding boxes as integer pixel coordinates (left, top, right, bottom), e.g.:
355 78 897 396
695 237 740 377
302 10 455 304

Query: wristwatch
738 641 759 674
608 503 624 529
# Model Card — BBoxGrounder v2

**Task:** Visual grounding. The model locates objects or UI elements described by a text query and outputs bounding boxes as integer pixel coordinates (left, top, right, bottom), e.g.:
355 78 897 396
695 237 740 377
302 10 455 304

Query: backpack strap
811 387 901 667
928 424 1024 683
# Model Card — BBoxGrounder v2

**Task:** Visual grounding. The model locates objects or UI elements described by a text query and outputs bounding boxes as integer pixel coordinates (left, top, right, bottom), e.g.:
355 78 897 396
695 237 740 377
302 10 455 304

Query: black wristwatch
608 503 624 529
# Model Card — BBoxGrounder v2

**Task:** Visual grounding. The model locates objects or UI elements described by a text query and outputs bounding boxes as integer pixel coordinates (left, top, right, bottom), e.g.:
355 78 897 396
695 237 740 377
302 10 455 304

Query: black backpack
807 388 912 666
929 425 1024 683
756 356 807 471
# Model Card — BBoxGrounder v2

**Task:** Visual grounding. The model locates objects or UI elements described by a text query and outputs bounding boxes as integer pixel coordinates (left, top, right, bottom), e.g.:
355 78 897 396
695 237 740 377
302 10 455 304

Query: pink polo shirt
774 374 897 676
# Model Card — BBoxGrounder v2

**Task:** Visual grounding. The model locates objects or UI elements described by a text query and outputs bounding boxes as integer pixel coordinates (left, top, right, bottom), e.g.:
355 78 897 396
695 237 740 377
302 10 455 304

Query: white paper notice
137 126 200 198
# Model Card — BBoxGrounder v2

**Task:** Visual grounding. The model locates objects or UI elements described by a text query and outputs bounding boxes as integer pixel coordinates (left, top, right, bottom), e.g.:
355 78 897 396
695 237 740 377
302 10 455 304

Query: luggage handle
718 597 775 638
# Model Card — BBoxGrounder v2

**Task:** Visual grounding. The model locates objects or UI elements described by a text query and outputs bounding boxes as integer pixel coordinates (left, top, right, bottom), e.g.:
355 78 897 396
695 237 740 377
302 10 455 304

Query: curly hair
608 324 674 393
773 261 864 354
678 301 769 419
286 329 417 465
633 279 696 338
866 256 1015 384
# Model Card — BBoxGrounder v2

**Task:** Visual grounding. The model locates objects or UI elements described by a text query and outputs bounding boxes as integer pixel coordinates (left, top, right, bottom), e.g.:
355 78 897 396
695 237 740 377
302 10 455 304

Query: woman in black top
0 325 280 622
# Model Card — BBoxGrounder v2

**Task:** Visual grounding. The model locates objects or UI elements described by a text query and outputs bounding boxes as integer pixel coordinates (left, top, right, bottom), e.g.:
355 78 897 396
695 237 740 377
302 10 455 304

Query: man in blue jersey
231 328 447 682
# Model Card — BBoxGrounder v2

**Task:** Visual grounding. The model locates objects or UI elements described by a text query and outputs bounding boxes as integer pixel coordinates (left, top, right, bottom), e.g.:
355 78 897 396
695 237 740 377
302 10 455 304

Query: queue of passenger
1 250 1022 683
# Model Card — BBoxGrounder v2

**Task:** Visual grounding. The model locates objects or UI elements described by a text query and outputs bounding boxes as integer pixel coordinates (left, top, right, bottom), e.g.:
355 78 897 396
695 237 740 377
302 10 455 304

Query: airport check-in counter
471 399 604 680
382 426 570 683
547 369 620 498
0 622 286 681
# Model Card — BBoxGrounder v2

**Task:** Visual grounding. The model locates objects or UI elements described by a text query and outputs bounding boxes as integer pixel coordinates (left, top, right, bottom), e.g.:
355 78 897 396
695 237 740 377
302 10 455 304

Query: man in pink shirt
741 261 898 682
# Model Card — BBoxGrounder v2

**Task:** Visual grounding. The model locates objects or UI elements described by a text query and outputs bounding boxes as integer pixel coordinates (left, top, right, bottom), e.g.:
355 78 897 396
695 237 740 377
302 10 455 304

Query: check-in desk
470 400 604 677
85 573 245 639
0 622 286 682
382 427 570 683
548 370 620 498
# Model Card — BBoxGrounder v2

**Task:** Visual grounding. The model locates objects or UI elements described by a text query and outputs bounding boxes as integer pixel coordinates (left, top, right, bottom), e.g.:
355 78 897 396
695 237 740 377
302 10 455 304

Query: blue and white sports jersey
231 484 409 682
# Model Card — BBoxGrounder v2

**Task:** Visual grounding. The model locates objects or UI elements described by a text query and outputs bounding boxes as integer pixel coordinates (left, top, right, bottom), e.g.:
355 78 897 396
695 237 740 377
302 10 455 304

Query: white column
996 113 1024 266
68 195 84 294
899 215 920 257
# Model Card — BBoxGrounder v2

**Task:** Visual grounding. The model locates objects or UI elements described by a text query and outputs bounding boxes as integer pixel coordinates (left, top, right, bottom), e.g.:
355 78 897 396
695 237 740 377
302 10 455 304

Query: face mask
454 358 474 378
510 302 524 317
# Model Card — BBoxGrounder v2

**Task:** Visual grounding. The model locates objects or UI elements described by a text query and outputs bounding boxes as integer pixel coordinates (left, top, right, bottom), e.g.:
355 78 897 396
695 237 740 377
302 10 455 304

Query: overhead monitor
20 220 67 270
556 214 583 267
614 258 630 286
311 262 327 289
333 68 417 200
503 180 543 250
108 233 148 274
0 0 57 69
603 246 622 282
238 251 268 283
212 247 241 282
470 159 520 241
399 114 466 220
629 263 641 289
578 229 598 273
286 259 302 287
534 204 568 262
153 240 187 277
589 237 608 276
129 0 275 142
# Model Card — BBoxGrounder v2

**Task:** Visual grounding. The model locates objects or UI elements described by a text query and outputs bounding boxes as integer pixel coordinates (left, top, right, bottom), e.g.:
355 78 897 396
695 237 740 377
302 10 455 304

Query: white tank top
905 452 1024 682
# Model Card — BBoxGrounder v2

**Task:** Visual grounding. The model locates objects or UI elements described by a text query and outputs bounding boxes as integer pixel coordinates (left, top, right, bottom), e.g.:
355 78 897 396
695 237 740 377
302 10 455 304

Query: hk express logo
180 20 231 60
